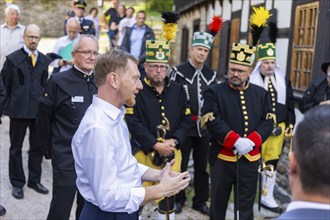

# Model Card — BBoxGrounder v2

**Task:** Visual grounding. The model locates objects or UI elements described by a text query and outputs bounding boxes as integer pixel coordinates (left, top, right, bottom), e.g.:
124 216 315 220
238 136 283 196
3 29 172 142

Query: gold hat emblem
237 51 246 62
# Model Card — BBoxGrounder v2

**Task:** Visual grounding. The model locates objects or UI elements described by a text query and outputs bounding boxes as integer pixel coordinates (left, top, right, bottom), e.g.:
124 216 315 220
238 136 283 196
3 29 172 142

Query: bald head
66 18 80 40
24 24 41 51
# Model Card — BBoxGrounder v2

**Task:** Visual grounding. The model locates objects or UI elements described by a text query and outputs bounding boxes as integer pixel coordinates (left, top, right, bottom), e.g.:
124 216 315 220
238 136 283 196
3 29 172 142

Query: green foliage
146 0 174 13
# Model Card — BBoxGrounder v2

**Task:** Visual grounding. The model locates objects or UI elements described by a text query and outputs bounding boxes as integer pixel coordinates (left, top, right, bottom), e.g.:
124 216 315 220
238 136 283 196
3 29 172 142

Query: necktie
30 54 36 67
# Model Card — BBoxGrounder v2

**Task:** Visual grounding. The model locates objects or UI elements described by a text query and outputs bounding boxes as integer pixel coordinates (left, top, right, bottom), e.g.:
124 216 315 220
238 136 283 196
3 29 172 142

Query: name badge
71 96 84 103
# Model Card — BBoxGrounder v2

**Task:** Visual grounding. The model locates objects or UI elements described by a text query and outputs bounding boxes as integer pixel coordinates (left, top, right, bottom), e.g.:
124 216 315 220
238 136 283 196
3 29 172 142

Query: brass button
272 98 275 101
271 93 274 97
159 99 162 103
161 106 165 110
269 84 273 88
244 134 247 137
162 120 166 124
245 128 248 132
270 88 274 92
241 100 246 104
161 113 165 116
272 108 276 112
240 91 244 95
245 122 248 126
240 96 245 100
242 106 246 110
243 111 247 115
244 116 248 120
272 103 276 106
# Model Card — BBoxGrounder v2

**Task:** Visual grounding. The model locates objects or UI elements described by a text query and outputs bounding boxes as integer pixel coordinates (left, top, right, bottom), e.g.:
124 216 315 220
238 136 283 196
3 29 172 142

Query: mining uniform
202 81 273 220
170 61 217 209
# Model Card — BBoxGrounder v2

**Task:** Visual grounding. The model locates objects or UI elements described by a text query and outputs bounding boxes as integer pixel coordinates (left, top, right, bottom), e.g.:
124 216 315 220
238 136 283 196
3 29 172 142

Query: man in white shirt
0 4 25 70
49 18 80 73
276 105 330 220
72 49 191 220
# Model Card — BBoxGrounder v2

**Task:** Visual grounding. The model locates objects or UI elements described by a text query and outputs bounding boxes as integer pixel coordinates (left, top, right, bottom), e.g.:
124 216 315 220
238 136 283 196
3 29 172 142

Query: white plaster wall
241 0 250 32
276 38 289 72
232 0 241 12
214 0 222 15
251 0 264 6
222 0 232 20
265 0 273 10
274 0 292 28
207 3 214 24
240 39 248 44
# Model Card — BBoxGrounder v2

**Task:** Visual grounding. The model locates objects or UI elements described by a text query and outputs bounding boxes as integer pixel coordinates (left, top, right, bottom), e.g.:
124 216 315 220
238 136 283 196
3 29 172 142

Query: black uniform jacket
37 67 97 170
202 81 273 163
1 48 50 118
171 61 217 137
299 77 330 113
125 77 193 155
80 18 96 35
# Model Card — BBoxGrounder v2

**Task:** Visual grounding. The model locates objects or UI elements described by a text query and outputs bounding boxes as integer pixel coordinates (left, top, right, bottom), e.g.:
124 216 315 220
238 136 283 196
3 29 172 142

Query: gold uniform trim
201 112 215 129
185 108 191 115
125 107 134 115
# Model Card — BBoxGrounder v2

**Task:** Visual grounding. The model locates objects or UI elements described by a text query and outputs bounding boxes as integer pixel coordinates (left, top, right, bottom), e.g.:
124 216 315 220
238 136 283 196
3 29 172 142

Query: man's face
126 8 134 18
72 37 99 73
74 7 85 18
190 46 209 66
66 22 80 40
6 8 19 26
24 27 41 51
228 63 252 88
259 59 276 77
144 62 168 85
118 59 143 107
135 12 146 27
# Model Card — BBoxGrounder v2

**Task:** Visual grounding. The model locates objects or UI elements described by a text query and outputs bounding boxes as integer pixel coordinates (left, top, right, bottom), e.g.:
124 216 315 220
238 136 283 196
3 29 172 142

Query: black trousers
80 201 138 220
9 118 43 188
210 157 259 220
47 169 84 220
175 135 210 207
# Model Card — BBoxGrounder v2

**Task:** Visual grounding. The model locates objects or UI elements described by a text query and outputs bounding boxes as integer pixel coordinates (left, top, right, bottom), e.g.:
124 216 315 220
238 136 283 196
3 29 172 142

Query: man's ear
289 152 298 176
107 72 119 90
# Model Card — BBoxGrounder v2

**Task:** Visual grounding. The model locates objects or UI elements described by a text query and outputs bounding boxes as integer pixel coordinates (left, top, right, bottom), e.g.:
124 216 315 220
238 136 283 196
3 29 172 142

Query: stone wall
0 0 99 38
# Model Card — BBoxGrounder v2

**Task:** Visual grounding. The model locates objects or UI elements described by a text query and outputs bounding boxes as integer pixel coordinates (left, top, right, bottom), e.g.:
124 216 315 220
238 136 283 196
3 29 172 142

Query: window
290 2 319 91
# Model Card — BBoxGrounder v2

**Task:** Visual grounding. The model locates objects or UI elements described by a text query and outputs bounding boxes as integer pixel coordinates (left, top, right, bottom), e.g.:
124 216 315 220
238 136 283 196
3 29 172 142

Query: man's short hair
72 34 97 51
294 105 330 196
5 4 20 16
94 49 138 86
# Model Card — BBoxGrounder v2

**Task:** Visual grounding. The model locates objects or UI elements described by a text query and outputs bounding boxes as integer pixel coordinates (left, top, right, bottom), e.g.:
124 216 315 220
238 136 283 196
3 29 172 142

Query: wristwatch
174 138 180 146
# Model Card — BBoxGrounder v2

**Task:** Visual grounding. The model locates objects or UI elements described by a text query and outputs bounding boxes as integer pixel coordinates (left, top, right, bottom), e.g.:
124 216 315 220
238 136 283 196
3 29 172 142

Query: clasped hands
233 137 255 155
153 139 176 157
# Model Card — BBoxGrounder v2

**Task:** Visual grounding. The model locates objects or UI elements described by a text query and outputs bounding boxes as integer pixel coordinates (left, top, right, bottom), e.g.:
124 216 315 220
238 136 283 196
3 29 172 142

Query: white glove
233 138 255 155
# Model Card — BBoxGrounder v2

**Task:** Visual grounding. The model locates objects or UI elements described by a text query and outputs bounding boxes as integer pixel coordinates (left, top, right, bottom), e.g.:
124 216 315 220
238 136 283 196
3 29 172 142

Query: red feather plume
209 16 223 36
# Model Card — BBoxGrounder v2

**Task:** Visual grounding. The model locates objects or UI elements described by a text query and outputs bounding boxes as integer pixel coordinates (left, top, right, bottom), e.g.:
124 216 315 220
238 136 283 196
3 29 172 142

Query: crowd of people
0 1 329 220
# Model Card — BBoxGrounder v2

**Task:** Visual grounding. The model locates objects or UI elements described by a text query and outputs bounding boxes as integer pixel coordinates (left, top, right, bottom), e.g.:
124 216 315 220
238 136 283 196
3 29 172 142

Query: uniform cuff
223 131 240 149
247 131 262 147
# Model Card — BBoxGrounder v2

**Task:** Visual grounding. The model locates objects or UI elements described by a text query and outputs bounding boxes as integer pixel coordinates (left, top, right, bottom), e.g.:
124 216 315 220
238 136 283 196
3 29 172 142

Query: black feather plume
250 24 264 46
161 12 180 24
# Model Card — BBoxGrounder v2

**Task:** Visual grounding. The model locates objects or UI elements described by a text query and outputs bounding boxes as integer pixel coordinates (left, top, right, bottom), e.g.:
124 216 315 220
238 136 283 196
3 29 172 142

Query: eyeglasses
75 50 100 57
228 68 247 76
26 35 40 41
147 64 168 71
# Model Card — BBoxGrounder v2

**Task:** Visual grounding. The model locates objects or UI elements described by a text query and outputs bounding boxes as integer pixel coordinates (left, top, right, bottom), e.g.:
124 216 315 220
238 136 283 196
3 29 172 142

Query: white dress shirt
0 22 25 70
50 35 77 72
117 17 136 47
72 95 149 214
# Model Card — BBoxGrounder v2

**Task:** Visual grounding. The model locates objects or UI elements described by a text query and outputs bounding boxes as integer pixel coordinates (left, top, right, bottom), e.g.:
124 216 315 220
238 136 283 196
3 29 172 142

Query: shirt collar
286 201 330 211
23 45 38 57
74 65 93 76
2 22 24 30
133 24 146 30
92 95 125 121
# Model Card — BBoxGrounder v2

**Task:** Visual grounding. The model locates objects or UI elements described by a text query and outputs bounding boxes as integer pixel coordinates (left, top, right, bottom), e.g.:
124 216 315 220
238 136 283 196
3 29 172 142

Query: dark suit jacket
1 47 51 119
120 24 155 65
277 208 330 220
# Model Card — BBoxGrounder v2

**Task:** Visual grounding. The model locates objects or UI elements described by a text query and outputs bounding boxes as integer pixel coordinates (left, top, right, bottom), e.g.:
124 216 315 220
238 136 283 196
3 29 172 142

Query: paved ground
0 36 294 220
